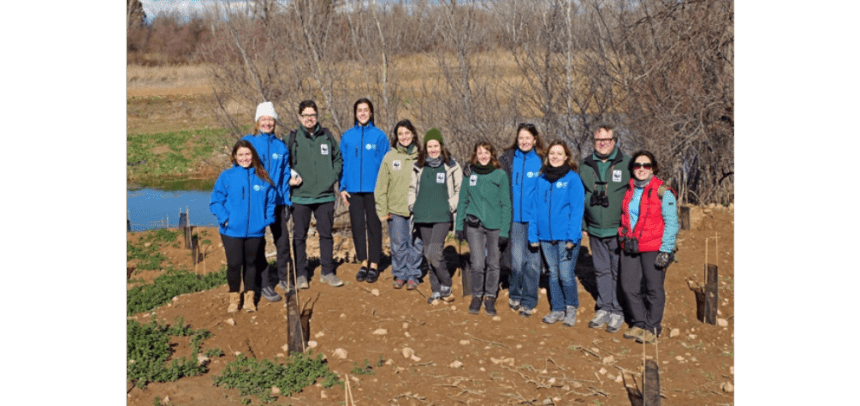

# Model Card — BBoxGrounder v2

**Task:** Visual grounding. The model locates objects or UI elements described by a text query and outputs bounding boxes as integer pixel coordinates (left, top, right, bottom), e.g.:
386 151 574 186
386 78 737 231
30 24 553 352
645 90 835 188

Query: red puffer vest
618 177 665 252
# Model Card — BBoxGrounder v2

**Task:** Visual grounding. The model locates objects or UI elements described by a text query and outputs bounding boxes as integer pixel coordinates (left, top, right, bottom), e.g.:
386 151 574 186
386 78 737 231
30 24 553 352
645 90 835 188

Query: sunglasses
632 162 653 169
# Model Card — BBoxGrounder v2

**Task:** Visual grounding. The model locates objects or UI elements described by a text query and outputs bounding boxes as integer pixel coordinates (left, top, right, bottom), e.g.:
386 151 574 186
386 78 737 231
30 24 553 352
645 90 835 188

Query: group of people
209 98 679 344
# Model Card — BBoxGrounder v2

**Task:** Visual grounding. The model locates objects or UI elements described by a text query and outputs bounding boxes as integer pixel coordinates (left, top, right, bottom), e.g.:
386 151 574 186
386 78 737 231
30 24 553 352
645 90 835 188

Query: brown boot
243 291 257 312
227 292 241 313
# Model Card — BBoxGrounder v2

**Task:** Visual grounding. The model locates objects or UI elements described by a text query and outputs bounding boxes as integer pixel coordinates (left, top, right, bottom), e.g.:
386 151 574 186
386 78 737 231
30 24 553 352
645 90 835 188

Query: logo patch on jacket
527 171 536 178
253 185 262 192
393 160 402 170
272 153 280 160
469 174 478 186
436 173 446 183
612 169 622 182
555 181 568 189
365 144 375 150
321 144 329 155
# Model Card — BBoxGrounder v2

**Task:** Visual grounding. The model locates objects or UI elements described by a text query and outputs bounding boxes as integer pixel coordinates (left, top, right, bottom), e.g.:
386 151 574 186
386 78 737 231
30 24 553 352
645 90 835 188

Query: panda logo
393 160 402 170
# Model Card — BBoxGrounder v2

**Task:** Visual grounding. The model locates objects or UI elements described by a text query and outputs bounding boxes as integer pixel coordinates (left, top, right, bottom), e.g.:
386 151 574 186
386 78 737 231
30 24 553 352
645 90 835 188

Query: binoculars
590 189 609 207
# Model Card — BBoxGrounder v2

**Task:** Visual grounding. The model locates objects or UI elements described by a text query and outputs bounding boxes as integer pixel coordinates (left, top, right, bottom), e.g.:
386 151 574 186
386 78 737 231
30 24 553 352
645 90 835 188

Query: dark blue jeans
389 214 423 282
508 222 541 309
541 241 581 311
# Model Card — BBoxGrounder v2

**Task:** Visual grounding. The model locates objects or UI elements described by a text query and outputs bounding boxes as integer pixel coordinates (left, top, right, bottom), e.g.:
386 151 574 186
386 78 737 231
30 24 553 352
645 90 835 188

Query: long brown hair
416 138 452 168
544 140 578 171
507 122 546 158
231 140 274 186
391 119 422 154
469 140 501 169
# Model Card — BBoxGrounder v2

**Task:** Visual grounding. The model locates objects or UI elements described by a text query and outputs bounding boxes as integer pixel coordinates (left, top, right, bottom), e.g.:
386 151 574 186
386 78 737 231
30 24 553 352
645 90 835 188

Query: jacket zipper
547 184 553 240
359 127 364 191
246 169 252 236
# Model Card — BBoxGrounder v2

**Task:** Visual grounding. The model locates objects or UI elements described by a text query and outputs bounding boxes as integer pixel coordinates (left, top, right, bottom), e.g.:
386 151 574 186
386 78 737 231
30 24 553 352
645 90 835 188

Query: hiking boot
393 278 406 289
542 310 565 324
277 280 291 292
519 307 534 318
508 298 521 312
588 310 610 329
563 305 578 327
637 329 657 344
406 280 418 290
606 313 625 333
623 327 644 340
243 291 257 312
356 266 368 282
428 292 441 305
261 286 282 302
366 268 379 283
469 296 483 314
320 273 344 287
296 276 309 290
227 292 241 313
440 286 455 302
484 296 497 316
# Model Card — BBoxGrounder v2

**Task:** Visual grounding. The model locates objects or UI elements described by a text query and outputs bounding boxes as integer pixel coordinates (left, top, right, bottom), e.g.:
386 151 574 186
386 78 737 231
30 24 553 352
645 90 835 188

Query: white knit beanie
255 101 278 122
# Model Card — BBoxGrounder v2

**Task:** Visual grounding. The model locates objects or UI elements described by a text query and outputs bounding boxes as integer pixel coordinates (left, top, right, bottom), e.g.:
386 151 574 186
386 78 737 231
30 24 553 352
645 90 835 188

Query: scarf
634 174 653 188
425 156 443 168
594 147 616 161
398 142 414 154
472 162 495 175
542 164 570 183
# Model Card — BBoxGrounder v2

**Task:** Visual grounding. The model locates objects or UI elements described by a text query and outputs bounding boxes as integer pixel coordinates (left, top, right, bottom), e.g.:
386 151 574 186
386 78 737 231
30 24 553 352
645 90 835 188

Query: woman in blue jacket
339 98 391 283
528 140 585 327
210 140 277 313
499 123 545 318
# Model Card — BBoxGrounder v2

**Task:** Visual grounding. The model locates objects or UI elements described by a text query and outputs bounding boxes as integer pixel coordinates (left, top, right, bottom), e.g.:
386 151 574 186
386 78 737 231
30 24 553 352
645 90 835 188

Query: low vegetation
127 127 228 190
127 268 226 316
212 353 341 403
127 316 214 389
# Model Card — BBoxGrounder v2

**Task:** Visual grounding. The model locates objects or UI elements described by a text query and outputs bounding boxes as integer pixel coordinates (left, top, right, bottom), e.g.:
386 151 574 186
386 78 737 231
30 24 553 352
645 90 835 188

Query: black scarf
472 162 495 175
542 164 570 183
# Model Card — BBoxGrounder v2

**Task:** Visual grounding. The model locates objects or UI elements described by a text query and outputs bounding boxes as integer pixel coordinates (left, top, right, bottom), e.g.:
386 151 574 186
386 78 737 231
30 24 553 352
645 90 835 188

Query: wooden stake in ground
702 233 719 325
679 206 690 230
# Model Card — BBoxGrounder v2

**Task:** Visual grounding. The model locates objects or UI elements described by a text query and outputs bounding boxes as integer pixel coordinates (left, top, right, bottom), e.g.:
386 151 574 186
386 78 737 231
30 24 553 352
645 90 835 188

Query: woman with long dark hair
375 119 424 291
455 141 512 316
618 150 679 344
210 140 276 313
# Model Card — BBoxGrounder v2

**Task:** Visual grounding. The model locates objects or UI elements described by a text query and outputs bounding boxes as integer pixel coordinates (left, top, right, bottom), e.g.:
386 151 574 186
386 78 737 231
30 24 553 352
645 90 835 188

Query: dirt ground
127 67 734 405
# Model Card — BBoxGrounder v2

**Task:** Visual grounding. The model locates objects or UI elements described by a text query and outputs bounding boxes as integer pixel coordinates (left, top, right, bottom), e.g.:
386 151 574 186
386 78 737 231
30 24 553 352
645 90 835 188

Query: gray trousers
466 224 500 298
620 251 665 336
418 222 451 292
590 235 623 315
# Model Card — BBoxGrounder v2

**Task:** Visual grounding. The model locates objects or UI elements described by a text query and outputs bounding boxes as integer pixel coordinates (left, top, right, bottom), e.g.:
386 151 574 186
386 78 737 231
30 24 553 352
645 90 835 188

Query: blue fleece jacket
339 122 390 193
241 133 291 206
210 166 276 238
528 169 585 244
511 148 543 223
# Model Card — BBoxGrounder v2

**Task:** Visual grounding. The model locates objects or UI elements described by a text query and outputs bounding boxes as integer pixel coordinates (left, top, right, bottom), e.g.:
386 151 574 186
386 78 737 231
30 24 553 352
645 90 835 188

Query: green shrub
127 317 211 389
212 353 341 403
127 268 226 316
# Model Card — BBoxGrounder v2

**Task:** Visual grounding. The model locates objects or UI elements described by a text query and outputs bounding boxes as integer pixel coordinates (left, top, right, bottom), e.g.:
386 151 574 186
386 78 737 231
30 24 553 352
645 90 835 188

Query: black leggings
221 233 264 293
348 192 382 265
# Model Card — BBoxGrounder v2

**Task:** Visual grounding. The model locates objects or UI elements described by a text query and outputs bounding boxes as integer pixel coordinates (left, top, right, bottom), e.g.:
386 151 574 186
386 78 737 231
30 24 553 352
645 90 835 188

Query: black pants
292 201 335 278
620 251 666 336
418 222 452 292
259 204 293 288
347 193 382 265
220 233 264 293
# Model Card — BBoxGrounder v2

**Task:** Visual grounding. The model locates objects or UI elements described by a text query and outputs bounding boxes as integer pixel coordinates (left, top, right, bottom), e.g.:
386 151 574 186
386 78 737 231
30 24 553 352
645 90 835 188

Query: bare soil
127 66 734 405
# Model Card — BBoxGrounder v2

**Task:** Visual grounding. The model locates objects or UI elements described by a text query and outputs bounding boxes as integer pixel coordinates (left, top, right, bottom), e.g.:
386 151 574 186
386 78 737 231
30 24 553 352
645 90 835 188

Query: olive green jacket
375 144 418 219
578 148 631 237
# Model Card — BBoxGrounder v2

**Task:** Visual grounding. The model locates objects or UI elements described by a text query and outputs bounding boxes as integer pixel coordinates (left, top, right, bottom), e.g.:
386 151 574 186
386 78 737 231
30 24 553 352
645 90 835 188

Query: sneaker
623 327 644 340
296 276 309 290
588 310 610 329
563 305 577 327
508 298 521 312
484 296 497 316
261 286 282 302
440 286 455 302
393 278 406 289
320 273 344 287
406 280 418 290
356 266 368 282
427 292 441 304
468 296 483 314
518 307 534 318
606 313 625 333
637 329 657 344
542 310 565 324
277 280 292 292
366 268 379 283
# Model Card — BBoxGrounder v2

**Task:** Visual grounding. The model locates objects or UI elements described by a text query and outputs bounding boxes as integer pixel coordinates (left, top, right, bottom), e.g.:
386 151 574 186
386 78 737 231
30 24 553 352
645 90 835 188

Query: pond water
127 188 218 232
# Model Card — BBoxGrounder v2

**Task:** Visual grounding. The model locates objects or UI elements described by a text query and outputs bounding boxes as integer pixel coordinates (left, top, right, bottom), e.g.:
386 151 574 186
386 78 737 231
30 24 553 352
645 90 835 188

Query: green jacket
578 148 631 237
288 124 343 204
455 165 512 238
375 143 418 219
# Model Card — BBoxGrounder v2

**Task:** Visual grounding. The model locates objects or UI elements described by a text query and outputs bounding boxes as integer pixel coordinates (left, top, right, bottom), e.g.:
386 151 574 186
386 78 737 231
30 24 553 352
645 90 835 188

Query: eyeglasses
594 138 616 144
517 123 536 130
632 162 653 169
301 113 317 118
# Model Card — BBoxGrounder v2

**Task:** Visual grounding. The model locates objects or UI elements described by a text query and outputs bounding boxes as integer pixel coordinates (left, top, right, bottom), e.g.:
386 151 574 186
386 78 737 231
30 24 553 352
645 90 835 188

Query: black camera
621 236 639 254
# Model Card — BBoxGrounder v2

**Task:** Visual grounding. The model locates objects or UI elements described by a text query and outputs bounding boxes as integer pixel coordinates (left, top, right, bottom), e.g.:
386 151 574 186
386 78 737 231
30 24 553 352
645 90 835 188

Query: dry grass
127 64 215 97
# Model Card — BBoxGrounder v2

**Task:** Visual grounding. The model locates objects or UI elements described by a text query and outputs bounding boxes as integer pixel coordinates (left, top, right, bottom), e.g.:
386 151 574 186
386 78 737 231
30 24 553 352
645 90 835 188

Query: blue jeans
540 241 581 311
388 214 423 282
508 222 541 309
